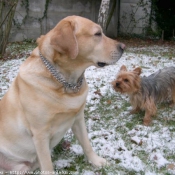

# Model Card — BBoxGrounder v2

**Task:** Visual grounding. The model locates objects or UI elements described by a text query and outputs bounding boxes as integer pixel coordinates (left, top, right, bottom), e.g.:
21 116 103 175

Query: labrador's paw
88 153 109 167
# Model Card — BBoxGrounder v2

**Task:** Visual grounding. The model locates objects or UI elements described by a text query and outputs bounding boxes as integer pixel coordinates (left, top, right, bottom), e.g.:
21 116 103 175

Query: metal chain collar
39 52 84 92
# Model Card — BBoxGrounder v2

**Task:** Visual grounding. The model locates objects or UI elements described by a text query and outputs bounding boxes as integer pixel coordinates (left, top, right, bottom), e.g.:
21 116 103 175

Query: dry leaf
107 100 111 104
94 90 102 96
167 163 175 170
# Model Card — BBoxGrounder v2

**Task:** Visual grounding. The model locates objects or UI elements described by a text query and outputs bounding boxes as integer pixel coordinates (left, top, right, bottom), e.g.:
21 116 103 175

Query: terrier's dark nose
116 82 120 87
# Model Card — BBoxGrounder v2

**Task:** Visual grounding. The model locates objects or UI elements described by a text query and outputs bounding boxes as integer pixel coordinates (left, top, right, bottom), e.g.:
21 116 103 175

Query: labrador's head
38 16 125 68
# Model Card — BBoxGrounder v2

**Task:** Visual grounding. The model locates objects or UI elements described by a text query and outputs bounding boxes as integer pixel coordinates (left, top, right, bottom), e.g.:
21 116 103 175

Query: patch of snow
82 170 94 175
55 159 72 169
1 44 175 174
150 151 169 168
70 144 84 155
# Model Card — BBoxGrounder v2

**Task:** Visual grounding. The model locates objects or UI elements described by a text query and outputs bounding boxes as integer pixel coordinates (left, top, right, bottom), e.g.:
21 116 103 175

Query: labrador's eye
94 32 102 36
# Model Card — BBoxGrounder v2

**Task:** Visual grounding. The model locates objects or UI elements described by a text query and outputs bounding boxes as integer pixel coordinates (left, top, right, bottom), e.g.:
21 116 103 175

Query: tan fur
111 65 141 94
0 16 124 172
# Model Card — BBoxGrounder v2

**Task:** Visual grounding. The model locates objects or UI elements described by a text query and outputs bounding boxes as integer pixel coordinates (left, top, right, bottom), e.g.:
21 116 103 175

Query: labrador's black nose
118 43 126 52
120 43 126 50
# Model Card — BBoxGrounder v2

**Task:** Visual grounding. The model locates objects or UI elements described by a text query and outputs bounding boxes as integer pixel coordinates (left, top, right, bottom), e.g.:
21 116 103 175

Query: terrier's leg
130 106 140 114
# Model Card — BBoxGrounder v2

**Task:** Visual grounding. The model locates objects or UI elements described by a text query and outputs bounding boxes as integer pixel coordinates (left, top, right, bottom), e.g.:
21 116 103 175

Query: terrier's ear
120 65 127 72
133 67 142 75
50 20 78 59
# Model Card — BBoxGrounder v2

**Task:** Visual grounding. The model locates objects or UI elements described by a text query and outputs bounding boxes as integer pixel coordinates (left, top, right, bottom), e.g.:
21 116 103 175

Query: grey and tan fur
112 65 175 126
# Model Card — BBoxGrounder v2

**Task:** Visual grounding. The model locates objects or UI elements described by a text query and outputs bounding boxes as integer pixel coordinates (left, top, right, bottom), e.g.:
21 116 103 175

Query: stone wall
10 0 119 41
119 0 151 35
9 0 150 42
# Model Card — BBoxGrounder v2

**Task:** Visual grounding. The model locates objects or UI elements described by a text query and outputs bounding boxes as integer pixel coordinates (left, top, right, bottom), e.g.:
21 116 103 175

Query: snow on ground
0 45 175 174
83 48 175 174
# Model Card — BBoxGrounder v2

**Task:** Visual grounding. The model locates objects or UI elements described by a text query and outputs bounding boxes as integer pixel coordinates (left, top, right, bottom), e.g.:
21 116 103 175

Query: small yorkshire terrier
111 65 175 126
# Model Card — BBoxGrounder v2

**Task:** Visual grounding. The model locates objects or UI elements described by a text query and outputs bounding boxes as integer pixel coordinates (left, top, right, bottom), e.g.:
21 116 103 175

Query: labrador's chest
48 85 88 148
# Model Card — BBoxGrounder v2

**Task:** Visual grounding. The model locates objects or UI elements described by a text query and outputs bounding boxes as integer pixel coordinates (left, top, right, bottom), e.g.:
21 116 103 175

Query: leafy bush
152 0 175 39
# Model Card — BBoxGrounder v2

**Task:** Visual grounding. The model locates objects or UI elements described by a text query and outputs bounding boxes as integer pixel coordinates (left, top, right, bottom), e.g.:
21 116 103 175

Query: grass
51 89 175 174
125 47 175 58
0 39 175 174
2 40 36 60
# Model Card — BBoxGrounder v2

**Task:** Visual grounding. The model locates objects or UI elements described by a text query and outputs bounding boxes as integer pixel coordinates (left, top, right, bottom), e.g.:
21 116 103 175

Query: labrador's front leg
72 109 107 167
32 132 54 173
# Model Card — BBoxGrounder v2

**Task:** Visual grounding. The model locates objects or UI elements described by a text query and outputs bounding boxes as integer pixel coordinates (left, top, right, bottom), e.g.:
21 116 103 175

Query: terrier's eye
124 79 129 82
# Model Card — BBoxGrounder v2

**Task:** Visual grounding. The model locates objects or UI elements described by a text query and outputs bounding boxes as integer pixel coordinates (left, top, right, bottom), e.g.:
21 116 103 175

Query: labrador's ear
50 20 78 59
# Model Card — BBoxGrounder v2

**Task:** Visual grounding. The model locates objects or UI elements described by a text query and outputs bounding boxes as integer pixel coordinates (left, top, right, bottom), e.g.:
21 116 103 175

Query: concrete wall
9 0 150 42
9 0 120 42
119 0 151 35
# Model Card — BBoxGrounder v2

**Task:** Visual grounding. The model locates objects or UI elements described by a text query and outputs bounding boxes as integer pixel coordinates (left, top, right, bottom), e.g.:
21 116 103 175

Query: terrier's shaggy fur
111 65 175 126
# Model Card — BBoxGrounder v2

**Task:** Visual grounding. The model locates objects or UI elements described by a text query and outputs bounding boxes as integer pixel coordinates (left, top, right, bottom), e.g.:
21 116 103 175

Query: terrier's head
111 65 142 94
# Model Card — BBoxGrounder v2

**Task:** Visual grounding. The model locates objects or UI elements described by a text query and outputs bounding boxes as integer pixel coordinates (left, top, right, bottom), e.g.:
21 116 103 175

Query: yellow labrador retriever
0 16 125 172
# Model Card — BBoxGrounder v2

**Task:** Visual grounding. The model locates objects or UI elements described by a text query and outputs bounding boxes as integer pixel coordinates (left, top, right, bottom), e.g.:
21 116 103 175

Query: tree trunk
98 0 111 34
0 0 18 59
161 30 164 41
